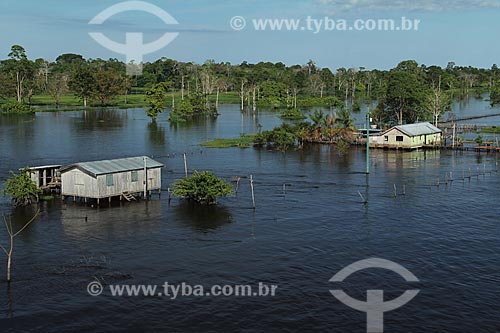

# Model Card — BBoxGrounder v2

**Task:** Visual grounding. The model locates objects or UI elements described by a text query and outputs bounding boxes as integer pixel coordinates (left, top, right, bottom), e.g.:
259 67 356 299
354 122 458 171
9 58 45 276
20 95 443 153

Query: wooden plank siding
61 167 161 199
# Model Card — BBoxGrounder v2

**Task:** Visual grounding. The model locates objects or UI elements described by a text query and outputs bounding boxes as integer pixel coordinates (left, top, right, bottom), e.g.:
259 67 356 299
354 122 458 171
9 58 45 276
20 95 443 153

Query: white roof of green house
392 122 442 137
60 156 164 177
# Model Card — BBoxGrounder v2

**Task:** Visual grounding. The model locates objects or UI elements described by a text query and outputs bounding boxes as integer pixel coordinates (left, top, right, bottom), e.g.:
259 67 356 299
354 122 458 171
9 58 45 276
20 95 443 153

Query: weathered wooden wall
61 168 162 199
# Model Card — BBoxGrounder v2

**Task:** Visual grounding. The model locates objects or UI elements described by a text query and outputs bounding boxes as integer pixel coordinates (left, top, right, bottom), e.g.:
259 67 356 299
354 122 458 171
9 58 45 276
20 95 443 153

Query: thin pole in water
366 113 370 175
143 156 148 199
358 191 367 204
250 175 256 209
183 153 188 178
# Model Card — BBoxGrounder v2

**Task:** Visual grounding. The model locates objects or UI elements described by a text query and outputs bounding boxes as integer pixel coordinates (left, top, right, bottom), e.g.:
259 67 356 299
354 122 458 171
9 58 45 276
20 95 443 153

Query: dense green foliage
3 168 41 206
1 101 33 114
169 93 218 122
145 82 170 121
1 45 500 125
171 171 233 205
490 86 500 106
255 109 356 151
279 108 306 120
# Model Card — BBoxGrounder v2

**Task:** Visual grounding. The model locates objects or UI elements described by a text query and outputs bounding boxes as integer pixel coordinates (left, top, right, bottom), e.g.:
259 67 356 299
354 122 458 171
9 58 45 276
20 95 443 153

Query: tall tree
145 82 170 121
47 73 69 108
383 70 429 125
68 66 96 108
5 45 35 103
426 78 452 126
92 69 124 106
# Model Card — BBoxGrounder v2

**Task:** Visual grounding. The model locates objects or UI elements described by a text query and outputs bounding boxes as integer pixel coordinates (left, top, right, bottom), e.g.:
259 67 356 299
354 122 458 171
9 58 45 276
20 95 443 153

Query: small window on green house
106 174 114 186
131 170 138 182
396 136 404 142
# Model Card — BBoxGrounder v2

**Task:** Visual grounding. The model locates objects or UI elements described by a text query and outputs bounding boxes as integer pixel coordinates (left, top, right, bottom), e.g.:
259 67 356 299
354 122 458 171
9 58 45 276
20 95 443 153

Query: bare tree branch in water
0 209 40 283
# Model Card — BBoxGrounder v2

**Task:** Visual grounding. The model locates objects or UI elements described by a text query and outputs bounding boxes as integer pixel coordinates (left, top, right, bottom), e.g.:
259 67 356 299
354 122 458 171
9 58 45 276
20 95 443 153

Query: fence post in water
143 157 148 199
183 153 188 178
250 175 256 209
393 184 397 198
235 177 241 196
358 191 368 204
366 113 370 175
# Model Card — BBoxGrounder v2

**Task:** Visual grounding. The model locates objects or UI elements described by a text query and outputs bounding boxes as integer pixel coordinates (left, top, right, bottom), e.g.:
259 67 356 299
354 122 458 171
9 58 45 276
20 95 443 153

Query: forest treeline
2 44 500 125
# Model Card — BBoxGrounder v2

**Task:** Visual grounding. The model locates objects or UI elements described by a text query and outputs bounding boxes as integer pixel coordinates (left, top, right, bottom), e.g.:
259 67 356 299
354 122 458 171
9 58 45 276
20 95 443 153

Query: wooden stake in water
358 191 367 204
366 113 370 175
235 177 241 195
183 153 188 178
250 175 256 209
143 156 148 199
393 184 397 198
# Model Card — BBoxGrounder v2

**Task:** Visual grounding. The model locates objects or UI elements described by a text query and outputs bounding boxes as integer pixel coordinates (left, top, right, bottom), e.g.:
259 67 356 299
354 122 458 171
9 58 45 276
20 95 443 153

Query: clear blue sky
1 0 500 70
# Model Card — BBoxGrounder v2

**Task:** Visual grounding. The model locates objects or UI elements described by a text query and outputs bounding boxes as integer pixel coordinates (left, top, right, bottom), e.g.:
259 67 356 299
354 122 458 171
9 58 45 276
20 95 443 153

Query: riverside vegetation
3 44 500 125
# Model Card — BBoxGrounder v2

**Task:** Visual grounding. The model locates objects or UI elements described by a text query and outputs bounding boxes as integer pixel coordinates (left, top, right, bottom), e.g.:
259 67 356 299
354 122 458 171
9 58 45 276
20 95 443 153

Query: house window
396 136 404 142
384 136 389 142
106 174 114 186
131 170 138 182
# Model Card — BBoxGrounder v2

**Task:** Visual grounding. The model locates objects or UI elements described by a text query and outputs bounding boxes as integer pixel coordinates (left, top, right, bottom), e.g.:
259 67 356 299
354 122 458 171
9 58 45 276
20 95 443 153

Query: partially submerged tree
3 168 41 206
145 82 170 121
68 66 96 108
169 93 218 122
1 210 39 282
171 171 232 205
46 73 69 108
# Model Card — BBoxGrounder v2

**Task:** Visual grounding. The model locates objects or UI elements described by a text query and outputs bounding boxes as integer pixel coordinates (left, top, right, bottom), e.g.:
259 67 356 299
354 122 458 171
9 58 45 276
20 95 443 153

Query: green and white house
371 122 442 149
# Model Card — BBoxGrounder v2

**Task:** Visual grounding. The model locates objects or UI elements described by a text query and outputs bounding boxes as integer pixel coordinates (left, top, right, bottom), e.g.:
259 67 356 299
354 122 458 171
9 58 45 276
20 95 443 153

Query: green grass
201 134 257 148
480 126 500 134
6 91 242 113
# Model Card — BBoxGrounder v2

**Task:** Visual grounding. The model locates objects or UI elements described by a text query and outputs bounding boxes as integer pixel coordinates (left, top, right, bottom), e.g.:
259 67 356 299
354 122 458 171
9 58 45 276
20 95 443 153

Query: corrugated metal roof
394 122 442 137
60 156 164 177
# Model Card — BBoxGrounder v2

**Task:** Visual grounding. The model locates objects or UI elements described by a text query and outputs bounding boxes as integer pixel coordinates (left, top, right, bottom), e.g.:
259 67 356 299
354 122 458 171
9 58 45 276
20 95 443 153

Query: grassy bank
480 126 500 134
1 91 242 113
201 134 256 148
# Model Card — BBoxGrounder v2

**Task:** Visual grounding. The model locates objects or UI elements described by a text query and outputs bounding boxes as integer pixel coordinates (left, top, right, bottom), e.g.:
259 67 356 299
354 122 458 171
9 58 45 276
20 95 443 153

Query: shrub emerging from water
1 102 34 114
279 108 306 120
255 123 301 152
3 168 41 206
169 93 218 122
171 171 233 205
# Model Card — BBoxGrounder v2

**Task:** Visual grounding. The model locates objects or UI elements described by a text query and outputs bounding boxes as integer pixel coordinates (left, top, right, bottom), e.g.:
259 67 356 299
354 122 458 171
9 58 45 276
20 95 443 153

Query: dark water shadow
73 109 127 132
171 201 233 233
147 121 166 146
